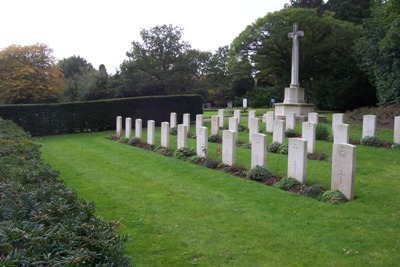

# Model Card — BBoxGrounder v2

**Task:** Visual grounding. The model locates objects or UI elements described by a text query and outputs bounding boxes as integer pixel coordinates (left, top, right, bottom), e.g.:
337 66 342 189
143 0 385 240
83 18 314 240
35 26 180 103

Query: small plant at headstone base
128 137 141 146
360 136 384 147
118 137 128 144
277 143 289 155
153 145 165 152
238 125 249 132
285 129 298 137
172 147 197 161
321 189 348 204
240 143 252 149
316 124 329 140
307 152 330 162
247 166 272 182
208 134 221 143
301 184 326 200
187 155 202 164
169 127 177 135
391 143 400 150
274 177 300 191
268 142 281 153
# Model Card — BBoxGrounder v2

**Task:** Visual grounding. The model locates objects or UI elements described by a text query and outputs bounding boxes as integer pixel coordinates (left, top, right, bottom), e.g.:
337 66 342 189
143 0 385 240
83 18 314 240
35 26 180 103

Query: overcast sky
1 0 288 73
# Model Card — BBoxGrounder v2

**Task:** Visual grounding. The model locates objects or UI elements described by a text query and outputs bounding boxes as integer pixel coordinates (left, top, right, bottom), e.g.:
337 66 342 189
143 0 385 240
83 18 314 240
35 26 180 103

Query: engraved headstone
286 112 296 130
333 123 349 144
125 117 132 139
177 124 187 149
233 110 241 124
197 126 208 157
135 119 142 139
211 116 219 136
273 119 285 144
161 122 170 148
308 112 319 125
288 138 307 184
332 113 344 134
362 115 376 138
249 117 260 143
183 113 190 135
266 111 275 133
302 121 316 153
147 120 155 145
170 112 177 128
196 114 203 136
218 109 225 128
222 130 236 166
229 117 239 144
251 133 267 168
395 116 400 144
331 143 356 200
116 116 122 138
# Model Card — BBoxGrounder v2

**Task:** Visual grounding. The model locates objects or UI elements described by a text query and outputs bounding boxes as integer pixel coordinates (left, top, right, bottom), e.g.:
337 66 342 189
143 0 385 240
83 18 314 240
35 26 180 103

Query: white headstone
288 138 307 184
266 111 275 133
183 113 190 135
262 114 267 123
249 117 260 143
196 114 203 136
233 110 241 124
331 143 356 200
227 101 233 109
222 130 236 166
243 98 248 108
308 112 319 125
177 124 187 149
333 123 349 144
170 112 177 128
362 114 376 138
229 117 239 144
332 113 344 134
116 116 122 138
161 122 170 148
197 126 208 157
147 120 155 145
125 117 132 139
248 110 256 119
394 116 400 144
135 119 142 139
211 116 219 136
301 121 316 153
286 112 296 130
251 133 267 168
218 109 225 128
273 119 285 144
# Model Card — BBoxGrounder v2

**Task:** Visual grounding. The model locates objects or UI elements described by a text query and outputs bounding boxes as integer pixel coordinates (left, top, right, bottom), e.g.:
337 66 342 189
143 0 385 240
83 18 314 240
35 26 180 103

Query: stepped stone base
274 102 315 122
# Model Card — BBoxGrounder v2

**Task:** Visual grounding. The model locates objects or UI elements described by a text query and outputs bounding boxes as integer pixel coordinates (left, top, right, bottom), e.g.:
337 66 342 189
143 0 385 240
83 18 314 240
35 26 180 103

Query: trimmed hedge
0 95 203 136
0 118 131 265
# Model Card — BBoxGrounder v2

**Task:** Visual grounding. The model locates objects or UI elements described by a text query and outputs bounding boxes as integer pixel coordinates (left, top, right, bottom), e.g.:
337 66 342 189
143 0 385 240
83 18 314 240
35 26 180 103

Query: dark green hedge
0 118 131 266
0 95 203 136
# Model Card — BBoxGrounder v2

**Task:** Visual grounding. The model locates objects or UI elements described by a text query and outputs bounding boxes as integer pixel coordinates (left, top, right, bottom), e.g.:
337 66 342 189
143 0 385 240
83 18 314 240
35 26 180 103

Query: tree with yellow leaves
0 44 64 104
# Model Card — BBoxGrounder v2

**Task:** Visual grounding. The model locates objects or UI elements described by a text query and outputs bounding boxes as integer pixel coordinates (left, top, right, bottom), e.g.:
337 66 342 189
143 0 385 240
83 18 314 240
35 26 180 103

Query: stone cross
288 23 304 88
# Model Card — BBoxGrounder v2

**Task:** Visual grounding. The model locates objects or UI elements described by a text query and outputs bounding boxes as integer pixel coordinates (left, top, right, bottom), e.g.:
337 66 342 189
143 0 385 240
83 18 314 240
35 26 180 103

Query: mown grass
37 115 400 266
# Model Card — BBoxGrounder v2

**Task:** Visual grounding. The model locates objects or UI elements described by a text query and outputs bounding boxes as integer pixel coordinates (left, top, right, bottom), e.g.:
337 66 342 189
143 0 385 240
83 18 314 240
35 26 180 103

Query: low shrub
321 190 348 204
187 155 202 164
277 143 289 155
316 124 329 140
169 127 177 135
203 158 219 169
302 184 326 200
392 143 400 150
238 125 249 132
274 177 300 190
268 142 281 153
247 166 272 182
240 143 252 149
173 147 197 161
360 136 384 147
128 137 141 146
285 129 298 137
208 134 221 143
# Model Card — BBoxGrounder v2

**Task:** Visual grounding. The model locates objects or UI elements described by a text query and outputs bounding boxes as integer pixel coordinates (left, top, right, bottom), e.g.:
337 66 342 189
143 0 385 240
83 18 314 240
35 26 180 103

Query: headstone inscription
331 143 356 200
333 123 349 144
332 113 344 134
251 133 267 168
288 138 307 184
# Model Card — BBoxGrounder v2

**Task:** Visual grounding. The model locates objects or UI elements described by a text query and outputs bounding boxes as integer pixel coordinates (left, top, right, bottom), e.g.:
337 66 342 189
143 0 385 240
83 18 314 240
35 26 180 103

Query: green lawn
37 117 400 266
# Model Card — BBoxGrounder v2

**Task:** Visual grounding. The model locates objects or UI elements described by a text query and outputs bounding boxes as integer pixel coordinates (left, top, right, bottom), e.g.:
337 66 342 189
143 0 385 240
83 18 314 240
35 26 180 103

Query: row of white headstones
116 111 399 201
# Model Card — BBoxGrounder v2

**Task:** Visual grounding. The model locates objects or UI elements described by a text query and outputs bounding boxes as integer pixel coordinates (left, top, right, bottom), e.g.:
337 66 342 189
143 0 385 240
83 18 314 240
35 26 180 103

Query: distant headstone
222 130 236 166
161 122 170 148
243 98 248 108
302 121 316 153
229 117 239 143
333 123 349 144
251 133 267 168
196 114 203 136
227 101 233 109
218 109 225 128
332 113 344 134
331 143 356 200
362 115 376 138
183 113 191 135
266 111 275 133
248 110 256 119
394 116 400 144
135 119 142 139
170 112 177 128
248 117 260 143
197 126 208 157
262 113 267 123
116 116 122 138
125 117 132 139
288 138 307 184
308 112 319 125
286 112 296 130
273 119 285 144
177 124 187 149
211 116 219 135
147 120 155 145
233 110 241 124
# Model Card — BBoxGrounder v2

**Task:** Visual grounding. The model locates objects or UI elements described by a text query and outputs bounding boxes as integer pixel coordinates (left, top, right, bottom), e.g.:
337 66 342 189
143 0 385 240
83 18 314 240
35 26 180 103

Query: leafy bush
274 177 300 190
316 124 329 140
360 136 384 147
0 118 131 266
277 143 289 155
302 184 326 200
187 155 202 163
169 127 177 135
203 158 219 169
321 190 348 204
208 134 221 143
173 147 197 160
285 129 298 137
392 143 400 150
118 137 128 143
128 137 141 146
240 143 252 149
268 142 281 153
247 166 272 182
238 125 249 132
